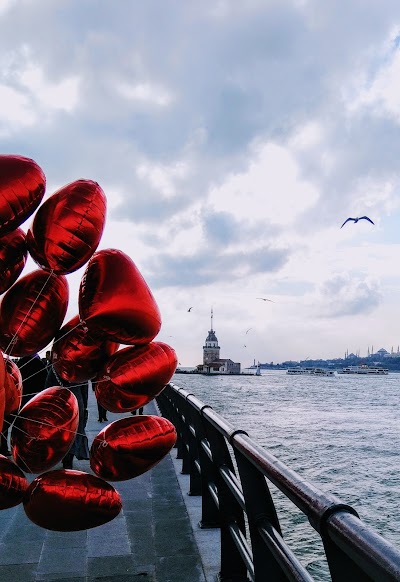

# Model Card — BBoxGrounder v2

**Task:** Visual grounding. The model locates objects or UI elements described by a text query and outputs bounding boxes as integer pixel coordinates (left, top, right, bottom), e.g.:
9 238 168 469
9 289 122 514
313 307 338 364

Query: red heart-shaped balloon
27 179 107 274
0 352 6 431
0 228 28 294
51 315 119 382
95 342 177 412
24 469 122 531
0 269 69 357
0 155 46 237
4 357 22 415
11 387 79 473
0 454 29 509
79 249 161 344
90 415 177 481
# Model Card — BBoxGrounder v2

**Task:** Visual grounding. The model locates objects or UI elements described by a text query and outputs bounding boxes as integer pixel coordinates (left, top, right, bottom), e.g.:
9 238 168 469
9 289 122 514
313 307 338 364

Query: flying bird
340 216 374 228
257 297 274 302
245 328 252 334
187 307 193 312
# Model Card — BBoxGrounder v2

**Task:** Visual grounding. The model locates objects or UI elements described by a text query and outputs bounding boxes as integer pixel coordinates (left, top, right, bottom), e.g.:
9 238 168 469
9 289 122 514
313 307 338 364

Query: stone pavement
0 389 220 581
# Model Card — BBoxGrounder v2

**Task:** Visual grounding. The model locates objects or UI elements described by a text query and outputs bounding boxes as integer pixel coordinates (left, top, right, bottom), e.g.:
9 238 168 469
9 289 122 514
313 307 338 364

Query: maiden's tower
197 309 241 374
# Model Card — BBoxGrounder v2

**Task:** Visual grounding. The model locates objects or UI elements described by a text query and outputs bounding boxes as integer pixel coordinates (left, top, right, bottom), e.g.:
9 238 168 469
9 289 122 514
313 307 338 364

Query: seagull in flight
245 328 252 334
257 297 274 303
187 307 193 312
340 216 374 228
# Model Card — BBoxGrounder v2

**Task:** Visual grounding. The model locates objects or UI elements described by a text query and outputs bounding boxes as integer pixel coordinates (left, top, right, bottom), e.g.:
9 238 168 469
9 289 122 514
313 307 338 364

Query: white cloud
345 36 400 123
209 141 319 226
0 84 36 127
0 0 14 15
0 48 80 137
18 64 80 112
314 273 382 318
117 81 174 107
136 159 190 200
351 177 398 216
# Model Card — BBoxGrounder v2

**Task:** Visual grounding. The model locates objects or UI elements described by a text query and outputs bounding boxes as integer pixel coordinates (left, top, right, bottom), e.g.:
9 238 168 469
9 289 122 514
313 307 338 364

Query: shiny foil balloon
79 249 161 345
90 415 177 481
23 469 122 531
51 315 119 383
95 342 177 413
0 155 46 238
0 454 29 509
4 357 22 415
11 387 78 473
0 269 69 357
0 228 28 294
27 179 107 274
0 353 6 432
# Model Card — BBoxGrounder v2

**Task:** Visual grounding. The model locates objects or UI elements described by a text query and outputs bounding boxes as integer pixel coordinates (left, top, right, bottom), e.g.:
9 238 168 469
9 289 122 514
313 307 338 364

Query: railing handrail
157 382 400 581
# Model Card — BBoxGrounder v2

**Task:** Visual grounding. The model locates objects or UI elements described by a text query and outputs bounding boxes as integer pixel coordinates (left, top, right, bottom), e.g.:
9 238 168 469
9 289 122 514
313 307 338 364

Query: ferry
337 365 389 375
286 367 309 375
286 367 335 376
309 368 335 376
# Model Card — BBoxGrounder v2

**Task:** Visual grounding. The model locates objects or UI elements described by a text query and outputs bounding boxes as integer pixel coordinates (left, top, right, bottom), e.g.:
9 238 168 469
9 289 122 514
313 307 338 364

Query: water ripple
174 370 400 580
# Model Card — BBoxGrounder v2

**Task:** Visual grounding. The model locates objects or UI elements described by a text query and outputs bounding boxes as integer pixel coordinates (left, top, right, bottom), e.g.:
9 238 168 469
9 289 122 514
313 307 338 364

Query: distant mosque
368 346 400 358
345 346 400 359
196 309 241 374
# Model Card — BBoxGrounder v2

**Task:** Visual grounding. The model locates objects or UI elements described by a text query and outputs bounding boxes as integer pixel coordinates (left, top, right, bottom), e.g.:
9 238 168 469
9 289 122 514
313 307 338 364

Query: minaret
203 308 220 364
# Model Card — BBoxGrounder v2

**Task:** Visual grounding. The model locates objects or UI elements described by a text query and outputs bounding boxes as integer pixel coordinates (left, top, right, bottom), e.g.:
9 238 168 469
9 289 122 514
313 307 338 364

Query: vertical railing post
183 399 202 495
190 403 221 528
234 450 285 581
176 397 192 475
205 424 249 582
157 387 187 466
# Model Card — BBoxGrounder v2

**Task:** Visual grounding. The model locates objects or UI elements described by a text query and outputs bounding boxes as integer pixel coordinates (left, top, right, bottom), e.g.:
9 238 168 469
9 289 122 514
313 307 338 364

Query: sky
1 0 400 367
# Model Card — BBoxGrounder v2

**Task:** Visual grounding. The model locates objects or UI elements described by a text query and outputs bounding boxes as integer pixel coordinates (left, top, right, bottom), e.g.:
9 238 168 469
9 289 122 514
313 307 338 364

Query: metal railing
156 382 400 581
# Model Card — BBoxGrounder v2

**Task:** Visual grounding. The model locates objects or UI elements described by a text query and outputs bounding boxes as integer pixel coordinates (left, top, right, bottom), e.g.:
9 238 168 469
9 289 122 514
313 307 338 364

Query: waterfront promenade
0 392 220 581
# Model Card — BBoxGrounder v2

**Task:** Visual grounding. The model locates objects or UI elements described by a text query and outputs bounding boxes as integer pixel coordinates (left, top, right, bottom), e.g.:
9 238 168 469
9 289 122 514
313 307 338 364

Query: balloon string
3 269 55 357
13 376 112 419
51 320 83 345
10 320 92 406
16 359 52 376
8 413 91 440
15 374 111 402
7 412 108 473
14 319 83 374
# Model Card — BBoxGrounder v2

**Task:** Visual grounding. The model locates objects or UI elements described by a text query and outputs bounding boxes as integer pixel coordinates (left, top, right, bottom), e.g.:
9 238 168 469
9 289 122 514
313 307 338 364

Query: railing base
216 573 250 582
198 520 220 529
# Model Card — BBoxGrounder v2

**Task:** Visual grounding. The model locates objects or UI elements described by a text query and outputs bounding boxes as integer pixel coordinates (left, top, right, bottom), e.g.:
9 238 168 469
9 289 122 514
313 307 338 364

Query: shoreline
174 370 260 376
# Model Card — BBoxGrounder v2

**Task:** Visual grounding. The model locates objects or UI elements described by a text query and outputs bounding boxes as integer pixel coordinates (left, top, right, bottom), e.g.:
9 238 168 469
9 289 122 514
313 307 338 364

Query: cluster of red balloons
0 155 178 531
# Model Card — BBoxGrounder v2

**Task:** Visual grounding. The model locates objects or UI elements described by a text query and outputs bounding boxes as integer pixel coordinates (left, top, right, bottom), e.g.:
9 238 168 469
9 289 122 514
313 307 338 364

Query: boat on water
286 367 309 375
337 365 389 375
241 364 261 376
310 368 336 376
286 367 335 376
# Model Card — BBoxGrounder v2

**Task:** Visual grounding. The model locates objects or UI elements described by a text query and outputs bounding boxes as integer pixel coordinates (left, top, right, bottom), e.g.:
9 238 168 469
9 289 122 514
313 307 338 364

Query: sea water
172 369 400 580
